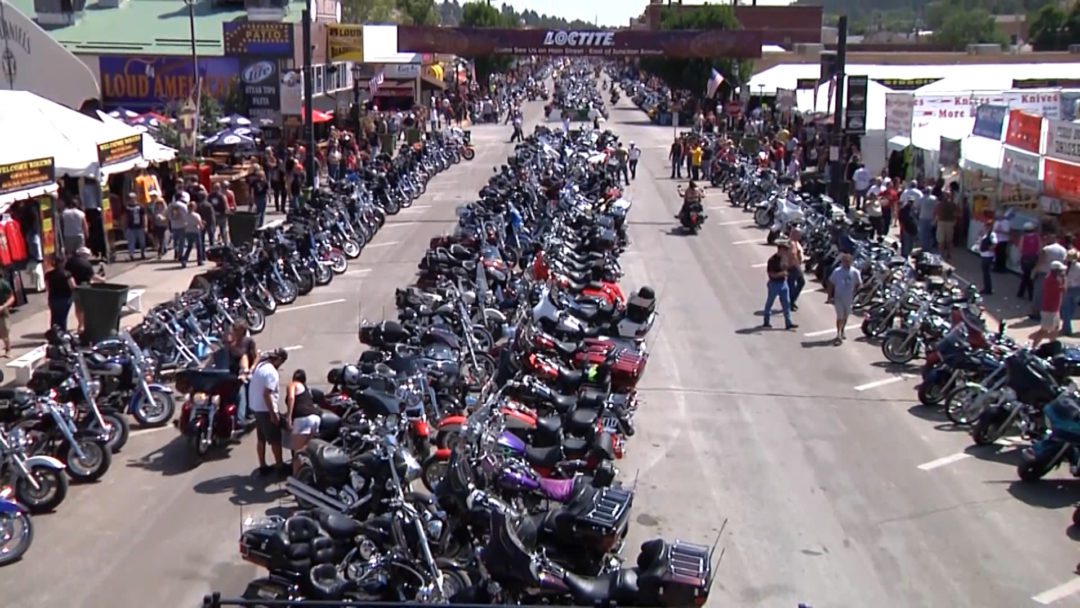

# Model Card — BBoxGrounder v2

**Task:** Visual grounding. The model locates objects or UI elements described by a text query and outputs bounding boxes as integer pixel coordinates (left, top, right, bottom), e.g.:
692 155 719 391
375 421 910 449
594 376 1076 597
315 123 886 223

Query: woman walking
285 369 321 475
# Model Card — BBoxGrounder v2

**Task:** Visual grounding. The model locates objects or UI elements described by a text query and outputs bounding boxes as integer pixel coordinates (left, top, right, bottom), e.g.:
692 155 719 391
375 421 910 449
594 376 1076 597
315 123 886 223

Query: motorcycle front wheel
271 280 299 305
1017 448 1064 482
314 263 333 286
244 306 267 333
462 147 475 161
881 333 916 365
100 409 130 452
971 406 1010 446
328 251 348 275
16 465 68 513
342 239 361 259
0 507 33 566
295 270 315 296
753 208 771 228
916 377 948 407
945 384 988 426
132 391 175 428
64 439 111 483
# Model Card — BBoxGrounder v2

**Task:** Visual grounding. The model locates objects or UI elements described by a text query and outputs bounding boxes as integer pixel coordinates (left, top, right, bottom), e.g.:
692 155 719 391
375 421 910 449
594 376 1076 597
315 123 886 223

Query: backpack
980 230 994 253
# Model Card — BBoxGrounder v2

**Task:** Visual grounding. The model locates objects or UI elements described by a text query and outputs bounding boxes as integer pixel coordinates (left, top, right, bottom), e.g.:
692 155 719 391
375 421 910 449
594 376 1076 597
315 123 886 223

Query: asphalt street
2 89 1078 607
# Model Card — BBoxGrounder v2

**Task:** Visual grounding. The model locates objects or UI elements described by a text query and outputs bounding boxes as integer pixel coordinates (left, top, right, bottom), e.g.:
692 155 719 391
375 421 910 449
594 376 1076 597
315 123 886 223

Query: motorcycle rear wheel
420 454 449 493
100 409 130 452
0 508 33 566
15 465 67 513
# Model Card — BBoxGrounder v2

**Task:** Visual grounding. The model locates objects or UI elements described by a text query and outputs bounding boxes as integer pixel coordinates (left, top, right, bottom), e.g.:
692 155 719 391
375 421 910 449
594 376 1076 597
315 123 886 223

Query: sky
496 0 796 28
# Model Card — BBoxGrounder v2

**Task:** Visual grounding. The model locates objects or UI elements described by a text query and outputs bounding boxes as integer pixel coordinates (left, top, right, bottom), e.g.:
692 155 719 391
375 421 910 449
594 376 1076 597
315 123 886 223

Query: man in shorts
828 253 862 345
248 347 289 476
1030 260 1066 348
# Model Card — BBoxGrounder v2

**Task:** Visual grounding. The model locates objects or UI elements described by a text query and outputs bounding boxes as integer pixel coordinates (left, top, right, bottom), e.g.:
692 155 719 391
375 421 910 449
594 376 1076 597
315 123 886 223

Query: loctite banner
395 26 763 59
844 75 868 135
1046 119 1080 165
1045 158 1080 203
1004 109 1043 155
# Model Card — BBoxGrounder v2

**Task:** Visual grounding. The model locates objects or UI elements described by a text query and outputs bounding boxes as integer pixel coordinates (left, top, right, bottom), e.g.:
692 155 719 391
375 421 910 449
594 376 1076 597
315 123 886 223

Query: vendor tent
0 90 146 178
97 112 177 164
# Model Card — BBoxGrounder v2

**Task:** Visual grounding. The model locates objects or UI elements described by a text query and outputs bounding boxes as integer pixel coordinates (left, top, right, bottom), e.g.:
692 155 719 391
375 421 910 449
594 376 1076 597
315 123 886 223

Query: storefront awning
374 81 416 98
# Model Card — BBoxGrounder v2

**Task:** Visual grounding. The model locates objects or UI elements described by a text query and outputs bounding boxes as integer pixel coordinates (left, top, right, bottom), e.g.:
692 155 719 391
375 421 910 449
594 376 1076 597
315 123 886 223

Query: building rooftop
7 0 303 56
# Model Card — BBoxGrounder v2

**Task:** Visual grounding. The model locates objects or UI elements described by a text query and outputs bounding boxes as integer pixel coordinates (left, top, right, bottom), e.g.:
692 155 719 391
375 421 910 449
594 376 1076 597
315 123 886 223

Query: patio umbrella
217 113 253 127
204 127 256 149
301 108 333 123
108 107 140 121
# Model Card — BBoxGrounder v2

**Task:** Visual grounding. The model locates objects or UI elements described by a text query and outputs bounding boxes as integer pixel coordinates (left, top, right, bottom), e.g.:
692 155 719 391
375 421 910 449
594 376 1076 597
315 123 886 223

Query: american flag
368 70 385 97
706 68 725 98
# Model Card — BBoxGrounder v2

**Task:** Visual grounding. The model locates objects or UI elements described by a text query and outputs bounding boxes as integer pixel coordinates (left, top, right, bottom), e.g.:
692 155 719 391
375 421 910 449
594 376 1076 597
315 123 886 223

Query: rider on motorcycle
676 181 704 223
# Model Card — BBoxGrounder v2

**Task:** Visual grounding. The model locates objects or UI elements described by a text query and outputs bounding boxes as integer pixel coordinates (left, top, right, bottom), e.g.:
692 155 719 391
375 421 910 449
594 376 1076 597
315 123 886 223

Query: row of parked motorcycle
0 130 476 567
224 72 719 607
713 152 1080 532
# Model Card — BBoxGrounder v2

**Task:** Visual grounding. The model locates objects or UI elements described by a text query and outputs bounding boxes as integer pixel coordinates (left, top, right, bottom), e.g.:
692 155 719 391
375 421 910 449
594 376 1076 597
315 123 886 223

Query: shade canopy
97 112 176 164
0 90 145 179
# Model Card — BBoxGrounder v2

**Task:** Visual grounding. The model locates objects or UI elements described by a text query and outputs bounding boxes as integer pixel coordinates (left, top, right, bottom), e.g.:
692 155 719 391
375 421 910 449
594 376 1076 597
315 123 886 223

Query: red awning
301 108 333 123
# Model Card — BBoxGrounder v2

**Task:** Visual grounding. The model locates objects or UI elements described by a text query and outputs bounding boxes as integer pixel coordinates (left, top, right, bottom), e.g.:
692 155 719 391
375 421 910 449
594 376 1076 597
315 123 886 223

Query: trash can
227 212 260 247
75 283 129 344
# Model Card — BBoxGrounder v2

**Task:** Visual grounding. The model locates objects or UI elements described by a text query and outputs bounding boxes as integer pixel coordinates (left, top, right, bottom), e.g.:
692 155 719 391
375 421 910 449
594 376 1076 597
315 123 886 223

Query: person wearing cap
1032 231 1068 320
827 253 862 345
762 240 797 330
248 347 289 476
1030 260 1066 348
628 142 642 181
123 192 147 261
1017 222 1041 300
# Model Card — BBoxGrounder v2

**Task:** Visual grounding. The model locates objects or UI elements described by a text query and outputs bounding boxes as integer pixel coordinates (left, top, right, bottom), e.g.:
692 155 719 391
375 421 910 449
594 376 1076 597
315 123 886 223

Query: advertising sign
0 157 55 197
796 78 818 90
1001 146 1041 191
939 137 961 168
873 77 941 91
1003 89 1060 120
776 89 795 113
1044 158 1080 203
99 56 239 109
280 70 302 115
327 24 363 62
1046 119 1080 165
383 64 421 79
1004 109 1043 155
972 104 1007 140
1062 91 1080 122
913 92 1006 130
239 57 280 122
844 75 868 134
884 92 914 139
1014 79 1080 89
396 26 763 58
97 134 143 167
222 21 294 57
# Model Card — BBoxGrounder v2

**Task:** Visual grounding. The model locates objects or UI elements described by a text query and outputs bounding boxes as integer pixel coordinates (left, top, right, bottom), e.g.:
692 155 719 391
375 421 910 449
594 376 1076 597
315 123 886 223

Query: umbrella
218 113 253 127
108 106 140 120
301 108 333 123
204 127 256 148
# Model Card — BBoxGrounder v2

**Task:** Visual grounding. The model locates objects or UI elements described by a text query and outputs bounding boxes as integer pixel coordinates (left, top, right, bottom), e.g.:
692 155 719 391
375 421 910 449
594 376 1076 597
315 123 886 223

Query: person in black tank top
286 369 321 474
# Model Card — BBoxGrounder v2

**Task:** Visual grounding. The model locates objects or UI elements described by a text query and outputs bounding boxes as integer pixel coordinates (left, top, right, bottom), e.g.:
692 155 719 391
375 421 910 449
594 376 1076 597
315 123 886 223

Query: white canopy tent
0 90 145 179
795 79 890 175
960 135 1003 174
96 112 177 164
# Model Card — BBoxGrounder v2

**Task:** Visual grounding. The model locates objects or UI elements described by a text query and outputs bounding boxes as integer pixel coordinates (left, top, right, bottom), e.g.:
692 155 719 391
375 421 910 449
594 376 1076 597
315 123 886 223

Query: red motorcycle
174 369 246 460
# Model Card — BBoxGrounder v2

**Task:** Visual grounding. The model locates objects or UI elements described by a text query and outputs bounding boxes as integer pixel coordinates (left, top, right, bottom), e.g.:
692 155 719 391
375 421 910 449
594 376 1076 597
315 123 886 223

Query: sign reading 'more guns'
396 27 763 59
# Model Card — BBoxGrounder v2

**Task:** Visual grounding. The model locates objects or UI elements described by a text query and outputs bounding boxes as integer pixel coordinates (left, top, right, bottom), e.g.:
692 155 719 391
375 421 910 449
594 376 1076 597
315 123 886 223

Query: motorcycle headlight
403 452 422 481
89 380 102 398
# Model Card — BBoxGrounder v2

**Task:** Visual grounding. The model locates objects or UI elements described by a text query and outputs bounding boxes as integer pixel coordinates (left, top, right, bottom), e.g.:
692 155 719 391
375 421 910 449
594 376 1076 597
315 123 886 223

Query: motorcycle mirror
998 320 1007 336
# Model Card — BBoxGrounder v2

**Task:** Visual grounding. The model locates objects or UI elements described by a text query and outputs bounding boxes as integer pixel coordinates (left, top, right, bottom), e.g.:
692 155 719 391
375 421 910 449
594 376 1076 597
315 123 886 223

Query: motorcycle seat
537 415 562 436
538 476 577 502
558 368 584 388
546 391 578 414
563 570 620 605
315 509 362 539
0 387 34 407
85 353 123 376
525 444 563 468
568 407 599 434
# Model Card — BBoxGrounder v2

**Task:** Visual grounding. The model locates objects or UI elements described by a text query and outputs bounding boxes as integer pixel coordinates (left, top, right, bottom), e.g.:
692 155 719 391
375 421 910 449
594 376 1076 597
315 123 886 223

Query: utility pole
830 15 848 205
302 0 315 189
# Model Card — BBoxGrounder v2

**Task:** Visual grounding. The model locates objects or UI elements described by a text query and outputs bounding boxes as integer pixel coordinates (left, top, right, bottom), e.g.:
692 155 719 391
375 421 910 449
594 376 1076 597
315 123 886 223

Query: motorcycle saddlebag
626 287 656 324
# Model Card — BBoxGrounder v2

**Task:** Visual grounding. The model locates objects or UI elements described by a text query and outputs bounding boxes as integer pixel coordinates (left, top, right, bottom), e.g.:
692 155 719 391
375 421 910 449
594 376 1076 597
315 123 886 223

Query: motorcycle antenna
708 518 728 580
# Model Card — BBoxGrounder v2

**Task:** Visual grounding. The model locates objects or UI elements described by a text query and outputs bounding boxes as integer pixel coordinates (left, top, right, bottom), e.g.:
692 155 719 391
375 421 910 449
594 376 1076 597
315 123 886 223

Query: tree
397 0 438 25
343 0 396 23
639 5 752 103
932 7 1007 49
460 1 514 86
1028 4 1067 50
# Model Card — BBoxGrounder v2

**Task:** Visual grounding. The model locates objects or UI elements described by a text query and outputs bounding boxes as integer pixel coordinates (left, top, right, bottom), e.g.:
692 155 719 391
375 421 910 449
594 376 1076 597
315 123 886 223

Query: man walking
249 347 289 476
669 138 683 179
762 240 798 330
615 143 630 186
978 216 997 295
828 253 862 345
786 228 807 311
628 142 641 181
123 192 147 261
1030 261 1066 348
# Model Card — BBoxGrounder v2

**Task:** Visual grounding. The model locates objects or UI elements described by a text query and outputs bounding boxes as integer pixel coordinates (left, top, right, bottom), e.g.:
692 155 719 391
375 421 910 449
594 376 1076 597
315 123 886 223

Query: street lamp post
182 0 198 86
351 63 362 141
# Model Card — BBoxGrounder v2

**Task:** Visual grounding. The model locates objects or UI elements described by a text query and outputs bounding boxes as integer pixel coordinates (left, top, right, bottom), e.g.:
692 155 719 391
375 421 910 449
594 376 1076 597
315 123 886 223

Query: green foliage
343 0 396 23
459 1 514 85
932 7 1007 49
639 4 752 99
396 0 438 25
436 0 593 28
1027 3 1080 50
199 95 224 137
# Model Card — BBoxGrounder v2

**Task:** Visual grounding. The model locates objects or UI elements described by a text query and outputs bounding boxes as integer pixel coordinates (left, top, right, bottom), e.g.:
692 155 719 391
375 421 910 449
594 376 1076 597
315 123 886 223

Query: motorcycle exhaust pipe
284 477 349 514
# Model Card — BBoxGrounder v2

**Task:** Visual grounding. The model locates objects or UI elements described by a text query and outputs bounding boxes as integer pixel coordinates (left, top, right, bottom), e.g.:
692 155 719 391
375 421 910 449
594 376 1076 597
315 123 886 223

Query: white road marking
714 219 753 226
130 426 174 437
853 375 912 391
345 267 372 275
804 324 859 337
732 238 761 245
283 345 304 351
751 262 768 268
276 298 347 313
382 222 417 228
917 452 972 471
364 241 400 248
402 205 431 212
1033 577 1080 605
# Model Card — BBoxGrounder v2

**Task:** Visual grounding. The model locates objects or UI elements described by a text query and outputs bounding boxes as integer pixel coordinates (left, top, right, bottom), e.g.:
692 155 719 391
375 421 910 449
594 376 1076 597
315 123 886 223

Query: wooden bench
123 288 146 314
8 344 47 384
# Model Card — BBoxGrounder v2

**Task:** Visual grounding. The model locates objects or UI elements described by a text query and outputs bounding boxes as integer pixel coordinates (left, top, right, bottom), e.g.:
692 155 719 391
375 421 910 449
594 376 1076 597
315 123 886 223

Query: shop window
315 65 324 94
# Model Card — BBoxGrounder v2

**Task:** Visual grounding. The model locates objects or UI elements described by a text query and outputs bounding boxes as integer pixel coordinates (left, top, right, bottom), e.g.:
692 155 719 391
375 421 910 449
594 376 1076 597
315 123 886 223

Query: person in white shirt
978 216 998 295
628 143 642 180
900 180 923 207
249 347 289 476
1034 235 1068 320
992 213 1012 272
1063 249 1080 335
851 163 872 211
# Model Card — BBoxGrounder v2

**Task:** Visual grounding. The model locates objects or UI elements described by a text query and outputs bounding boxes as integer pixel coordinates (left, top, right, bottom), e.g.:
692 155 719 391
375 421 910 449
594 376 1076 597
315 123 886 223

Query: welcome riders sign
396 27 763 58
